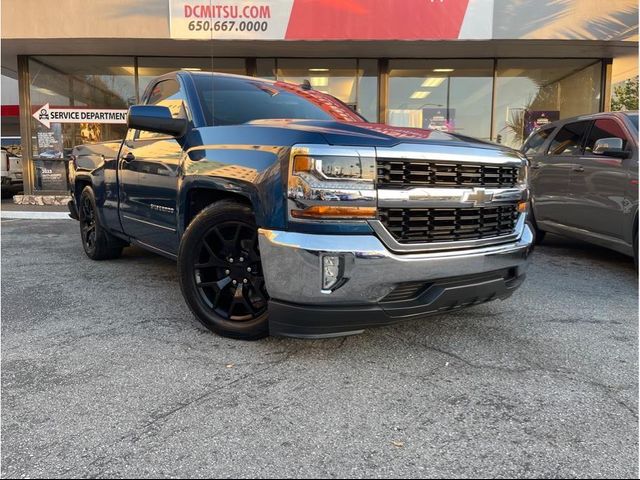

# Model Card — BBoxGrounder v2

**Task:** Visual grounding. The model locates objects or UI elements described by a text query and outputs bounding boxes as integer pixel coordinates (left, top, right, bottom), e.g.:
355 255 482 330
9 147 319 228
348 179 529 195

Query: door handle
122 152 135 163
572 166 585 173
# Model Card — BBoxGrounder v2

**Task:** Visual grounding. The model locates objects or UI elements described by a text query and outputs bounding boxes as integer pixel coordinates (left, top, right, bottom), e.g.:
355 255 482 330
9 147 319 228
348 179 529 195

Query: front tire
178 200 269 340
78 186 124 260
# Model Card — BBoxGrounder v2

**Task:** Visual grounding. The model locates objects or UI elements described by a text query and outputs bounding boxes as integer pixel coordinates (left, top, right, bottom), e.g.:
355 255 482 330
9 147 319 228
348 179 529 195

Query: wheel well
185 188 252 229
74 178 92 203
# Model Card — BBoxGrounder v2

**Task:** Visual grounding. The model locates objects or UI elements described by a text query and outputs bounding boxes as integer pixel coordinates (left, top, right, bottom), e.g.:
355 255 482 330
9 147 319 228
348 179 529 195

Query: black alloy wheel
178 200 270 340
194 221 268 321
78 186 124 260
80 192 97 253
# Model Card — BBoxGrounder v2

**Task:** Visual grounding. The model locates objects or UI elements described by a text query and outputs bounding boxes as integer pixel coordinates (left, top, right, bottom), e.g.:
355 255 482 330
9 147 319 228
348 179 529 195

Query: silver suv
522 111 638 262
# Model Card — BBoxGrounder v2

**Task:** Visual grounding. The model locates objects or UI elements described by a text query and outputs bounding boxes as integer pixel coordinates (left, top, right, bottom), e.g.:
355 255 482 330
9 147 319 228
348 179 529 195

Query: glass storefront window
275 59 378 122
20 55 609 194
1 74 21 155
493 59 602 148
137 57 247 98
29 56 136 191
388 60 494 140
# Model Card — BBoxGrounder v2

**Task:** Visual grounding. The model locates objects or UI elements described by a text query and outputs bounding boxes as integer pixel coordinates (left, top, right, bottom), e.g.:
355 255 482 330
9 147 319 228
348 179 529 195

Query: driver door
118 79 188 255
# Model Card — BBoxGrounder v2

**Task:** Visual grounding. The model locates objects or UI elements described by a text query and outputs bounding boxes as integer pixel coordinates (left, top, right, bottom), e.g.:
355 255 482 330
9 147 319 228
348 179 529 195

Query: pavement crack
65 347 301 477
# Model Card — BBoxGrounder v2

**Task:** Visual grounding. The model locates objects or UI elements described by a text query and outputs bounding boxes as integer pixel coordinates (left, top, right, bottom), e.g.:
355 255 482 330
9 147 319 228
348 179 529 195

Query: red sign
286 0 470 40
170 0 480 40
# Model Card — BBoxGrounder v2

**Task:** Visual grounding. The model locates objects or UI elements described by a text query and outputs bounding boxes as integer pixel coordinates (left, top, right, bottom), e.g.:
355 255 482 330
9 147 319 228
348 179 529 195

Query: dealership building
1 0 638 196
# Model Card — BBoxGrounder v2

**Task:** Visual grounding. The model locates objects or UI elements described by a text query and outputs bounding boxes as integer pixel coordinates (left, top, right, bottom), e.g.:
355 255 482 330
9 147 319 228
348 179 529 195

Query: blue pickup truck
69 71 533 340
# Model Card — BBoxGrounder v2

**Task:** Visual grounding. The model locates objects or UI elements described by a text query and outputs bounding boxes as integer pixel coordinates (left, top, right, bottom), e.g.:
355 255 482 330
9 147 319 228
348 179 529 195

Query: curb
1 211 72 220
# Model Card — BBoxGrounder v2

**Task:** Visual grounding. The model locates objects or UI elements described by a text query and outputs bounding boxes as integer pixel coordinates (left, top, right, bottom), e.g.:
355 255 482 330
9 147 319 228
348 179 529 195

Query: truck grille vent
380 281 431 302
377 159 518 188
378 205 518 244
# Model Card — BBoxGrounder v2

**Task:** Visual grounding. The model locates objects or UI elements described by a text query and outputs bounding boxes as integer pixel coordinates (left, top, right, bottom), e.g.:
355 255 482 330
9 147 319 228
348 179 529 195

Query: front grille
377 159 518 188
378 205 519 244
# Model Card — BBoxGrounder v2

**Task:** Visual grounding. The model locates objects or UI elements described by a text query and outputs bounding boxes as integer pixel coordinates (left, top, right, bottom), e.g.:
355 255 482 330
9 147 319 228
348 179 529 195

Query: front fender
179 143 290 235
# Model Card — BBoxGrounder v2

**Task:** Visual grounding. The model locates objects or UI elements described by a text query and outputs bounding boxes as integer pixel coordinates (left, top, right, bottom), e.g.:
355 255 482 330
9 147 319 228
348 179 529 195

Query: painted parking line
0 211 72 220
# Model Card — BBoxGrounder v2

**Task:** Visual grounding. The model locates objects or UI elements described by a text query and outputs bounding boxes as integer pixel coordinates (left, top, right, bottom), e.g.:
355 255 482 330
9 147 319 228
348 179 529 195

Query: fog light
322 255 342 291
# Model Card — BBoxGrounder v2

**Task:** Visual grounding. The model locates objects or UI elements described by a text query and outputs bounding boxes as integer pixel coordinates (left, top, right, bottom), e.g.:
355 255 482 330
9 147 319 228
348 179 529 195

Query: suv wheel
78 186 124 260
178 200 269 340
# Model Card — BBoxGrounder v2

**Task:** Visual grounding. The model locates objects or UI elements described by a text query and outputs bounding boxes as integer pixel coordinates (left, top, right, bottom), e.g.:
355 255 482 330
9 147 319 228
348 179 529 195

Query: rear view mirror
127 105 188 137
593 137 629 159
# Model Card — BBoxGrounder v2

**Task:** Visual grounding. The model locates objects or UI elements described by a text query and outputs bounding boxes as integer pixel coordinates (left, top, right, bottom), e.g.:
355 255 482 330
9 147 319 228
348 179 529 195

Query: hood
244 119 511 152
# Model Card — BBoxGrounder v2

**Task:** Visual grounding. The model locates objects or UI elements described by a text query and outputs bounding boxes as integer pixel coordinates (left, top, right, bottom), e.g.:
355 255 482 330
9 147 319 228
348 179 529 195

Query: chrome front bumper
258 224 533 337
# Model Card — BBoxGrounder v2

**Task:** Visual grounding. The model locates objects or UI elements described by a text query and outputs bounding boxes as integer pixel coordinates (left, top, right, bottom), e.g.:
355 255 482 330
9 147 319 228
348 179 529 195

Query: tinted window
547 121 590 156
193 75 364 126
145 79 188 119
139 79 188 139
584 118 629 154
522 127 554 155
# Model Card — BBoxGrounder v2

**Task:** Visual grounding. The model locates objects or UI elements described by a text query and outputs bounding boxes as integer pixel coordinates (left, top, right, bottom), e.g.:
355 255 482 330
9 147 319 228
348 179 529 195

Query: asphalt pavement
1 219 638 478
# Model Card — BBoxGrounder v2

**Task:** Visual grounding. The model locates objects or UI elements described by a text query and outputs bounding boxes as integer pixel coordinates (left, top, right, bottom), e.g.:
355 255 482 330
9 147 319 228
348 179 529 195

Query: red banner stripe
285 0 470 40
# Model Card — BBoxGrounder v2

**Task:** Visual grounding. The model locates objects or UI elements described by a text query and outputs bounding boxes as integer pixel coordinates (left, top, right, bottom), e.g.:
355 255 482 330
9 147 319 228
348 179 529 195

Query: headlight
287 145 377 221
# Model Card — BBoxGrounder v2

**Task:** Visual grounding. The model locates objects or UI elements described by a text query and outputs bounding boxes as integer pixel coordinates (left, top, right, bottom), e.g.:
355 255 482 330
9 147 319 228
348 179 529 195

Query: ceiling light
34 86 59 96
309 77 329 87
421 78 446 88
183 68 202 71
433 69 454 73
309 68 329 72
410 91 430 99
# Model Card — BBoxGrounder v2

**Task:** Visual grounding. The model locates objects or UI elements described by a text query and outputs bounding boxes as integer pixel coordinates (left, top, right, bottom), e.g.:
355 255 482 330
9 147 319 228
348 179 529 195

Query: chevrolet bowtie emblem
466 188 494 207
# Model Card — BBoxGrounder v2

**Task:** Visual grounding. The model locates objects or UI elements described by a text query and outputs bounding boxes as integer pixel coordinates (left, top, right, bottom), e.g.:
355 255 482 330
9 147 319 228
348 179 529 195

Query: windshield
626 113 638 131
193 74 365 126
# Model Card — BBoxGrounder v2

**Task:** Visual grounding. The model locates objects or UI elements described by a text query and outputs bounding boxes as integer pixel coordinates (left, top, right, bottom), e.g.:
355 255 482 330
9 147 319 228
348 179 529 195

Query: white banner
33 104 128 129
169 0 294 40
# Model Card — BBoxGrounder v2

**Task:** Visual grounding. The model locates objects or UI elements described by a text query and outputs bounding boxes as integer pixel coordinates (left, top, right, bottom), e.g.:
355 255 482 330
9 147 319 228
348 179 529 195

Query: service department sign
33 104 128 129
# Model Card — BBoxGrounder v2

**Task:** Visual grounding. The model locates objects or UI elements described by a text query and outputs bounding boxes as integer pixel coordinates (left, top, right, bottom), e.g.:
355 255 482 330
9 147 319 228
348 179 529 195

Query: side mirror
593 137 629 159
127 105 188 137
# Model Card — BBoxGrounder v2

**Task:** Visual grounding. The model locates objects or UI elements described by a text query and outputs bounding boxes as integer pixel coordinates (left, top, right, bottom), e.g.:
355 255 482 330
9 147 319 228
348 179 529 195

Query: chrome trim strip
369 212 527 253
122 214 176 232
377 186 526 208
291 144 376 159
132 239 177 258
375 143 526 166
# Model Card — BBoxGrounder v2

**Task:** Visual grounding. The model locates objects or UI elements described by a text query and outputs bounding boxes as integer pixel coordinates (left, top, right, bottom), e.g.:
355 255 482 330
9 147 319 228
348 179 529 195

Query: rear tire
78 186 124 260
178 200 269 340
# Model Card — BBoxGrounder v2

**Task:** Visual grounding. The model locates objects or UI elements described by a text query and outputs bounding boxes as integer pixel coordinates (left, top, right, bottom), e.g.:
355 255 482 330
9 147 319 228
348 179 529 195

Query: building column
602 59 613 112
378 58 388 124
17 56 34 196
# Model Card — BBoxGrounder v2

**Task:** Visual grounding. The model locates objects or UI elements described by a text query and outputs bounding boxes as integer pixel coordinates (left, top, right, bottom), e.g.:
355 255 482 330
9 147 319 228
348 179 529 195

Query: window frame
582 116 631 157
135 77 190 141
546 120 591 157
521 125 557 156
